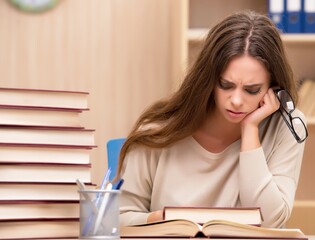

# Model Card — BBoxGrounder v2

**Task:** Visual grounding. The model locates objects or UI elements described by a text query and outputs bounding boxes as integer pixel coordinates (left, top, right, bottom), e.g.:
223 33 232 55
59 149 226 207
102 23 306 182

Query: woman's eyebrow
244 83 263 88
220 77 263 87
220 77 234 84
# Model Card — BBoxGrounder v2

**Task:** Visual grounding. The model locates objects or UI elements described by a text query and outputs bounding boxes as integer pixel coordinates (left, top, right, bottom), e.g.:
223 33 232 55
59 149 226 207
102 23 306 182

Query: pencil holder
79 189 121 239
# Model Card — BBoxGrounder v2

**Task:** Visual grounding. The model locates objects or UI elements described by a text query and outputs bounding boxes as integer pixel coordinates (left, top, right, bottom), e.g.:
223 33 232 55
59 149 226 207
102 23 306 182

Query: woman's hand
147 210 164 223
242 88 280 127
241 88 280 151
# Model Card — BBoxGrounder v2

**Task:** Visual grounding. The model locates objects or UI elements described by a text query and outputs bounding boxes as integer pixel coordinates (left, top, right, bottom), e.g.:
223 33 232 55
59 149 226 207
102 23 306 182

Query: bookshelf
186 0 315 235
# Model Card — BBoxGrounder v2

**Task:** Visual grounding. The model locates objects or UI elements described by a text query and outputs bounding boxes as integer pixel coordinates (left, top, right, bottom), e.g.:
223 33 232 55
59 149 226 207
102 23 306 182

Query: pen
95 168 111 206
76 179 99 215
99 168 112 190
115 178 124 190
92 179 124 235
82 168 112 236
93 182 113 234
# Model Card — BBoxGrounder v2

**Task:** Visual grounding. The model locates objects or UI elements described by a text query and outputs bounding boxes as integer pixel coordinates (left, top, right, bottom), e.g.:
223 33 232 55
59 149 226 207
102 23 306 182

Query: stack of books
0 87 97 239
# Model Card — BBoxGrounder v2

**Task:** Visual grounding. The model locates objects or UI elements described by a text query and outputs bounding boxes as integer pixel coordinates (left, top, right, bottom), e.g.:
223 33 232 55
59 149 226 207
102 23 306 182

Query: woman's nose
230 90 243 107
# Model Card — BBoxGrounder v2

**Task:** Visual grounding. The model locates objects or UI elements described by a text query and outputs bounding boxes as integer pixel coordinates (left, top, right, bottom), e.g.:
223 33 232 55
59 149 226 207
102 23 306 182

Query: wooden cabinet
186 0 315 234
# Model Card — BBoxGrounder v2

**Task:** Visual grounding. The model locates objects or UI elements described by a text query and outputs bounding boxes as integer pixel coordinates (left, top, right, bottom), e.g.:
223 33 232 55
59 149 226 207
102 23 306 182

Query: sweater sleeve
119 145 159 226
239 112 306 228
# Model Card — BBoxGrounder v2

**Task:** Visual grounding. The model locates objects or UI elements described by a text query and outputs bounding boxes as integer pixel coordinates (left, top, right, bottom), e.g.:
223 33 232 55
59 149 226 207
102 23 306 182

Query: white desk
120 237 315 240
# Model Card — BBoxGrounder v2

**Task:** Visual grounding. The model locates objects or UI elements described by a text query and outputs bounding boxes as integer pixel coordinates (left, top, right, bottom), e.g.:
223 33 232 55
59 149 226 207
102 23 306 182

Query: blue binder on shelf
268 0 287 33
304 0 315 32
286 0 303 33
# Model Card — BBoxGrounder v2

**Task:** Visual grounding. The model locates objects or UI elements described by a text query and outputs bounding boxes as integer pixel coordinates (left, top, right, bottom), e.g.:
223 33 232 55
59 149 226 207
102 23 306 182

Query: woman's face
214 55 270 124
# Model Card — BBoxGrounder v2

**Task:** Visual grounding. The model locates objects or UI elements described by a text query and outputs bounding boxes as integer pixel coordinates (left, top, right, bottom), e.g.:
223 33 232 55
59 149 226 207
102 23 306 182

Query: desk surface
120 237 315 240
31 235 315 240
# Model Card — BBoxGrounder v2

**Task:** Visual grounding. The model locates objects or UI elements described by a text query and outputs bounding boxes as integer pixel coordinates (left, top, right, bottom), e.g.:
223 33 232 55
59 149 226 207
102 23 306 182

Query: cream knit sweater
119 110 306 228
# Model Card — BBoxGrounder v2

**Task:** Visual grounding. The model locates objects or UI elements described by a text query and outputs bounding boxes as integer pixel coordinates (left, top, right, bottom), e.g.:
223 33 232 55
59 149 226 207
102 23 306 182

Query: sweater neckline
187 136 241 159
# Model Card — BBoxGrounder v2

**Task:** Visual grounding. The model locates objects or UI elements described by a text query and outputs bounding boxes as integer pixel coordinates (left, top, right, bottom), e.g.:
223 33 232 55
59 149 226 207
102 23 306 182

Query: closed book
286 0 303 33
0 162 92 183
0 106 83 128
0 218 79 239
0 144 91 164
163 206 263 226
121 219 307 239
0 200 79 220
0 182 95 201
0 87 88 110
0 127 96 148
304 0 315 32
268 0 287 32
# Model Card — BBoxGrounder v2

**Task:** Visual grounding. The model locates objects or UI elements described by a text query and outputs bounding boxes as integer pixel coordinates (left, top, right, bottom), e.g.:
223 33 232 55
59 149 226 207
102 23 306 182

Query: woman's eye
218 80 233 90
245 88 261 95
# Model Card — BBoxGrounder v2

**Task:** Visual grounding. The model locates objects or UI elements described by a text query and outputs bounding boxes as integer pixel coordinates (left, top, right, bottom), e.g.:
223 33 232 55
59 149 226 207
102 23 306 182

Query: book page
202 220 305 239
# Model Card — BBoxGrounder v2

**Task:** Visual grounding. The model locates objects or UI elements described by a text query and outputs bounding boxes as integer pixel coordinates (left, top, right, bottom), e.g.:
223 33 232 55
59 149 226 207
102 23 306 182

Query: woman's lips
227 109 246 118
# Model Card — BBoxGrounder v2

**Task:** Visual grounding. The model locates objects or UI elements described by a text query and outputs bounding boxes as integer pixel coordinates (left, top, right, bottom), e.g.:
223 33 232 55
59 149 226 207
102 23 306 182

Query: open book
120 219 307 239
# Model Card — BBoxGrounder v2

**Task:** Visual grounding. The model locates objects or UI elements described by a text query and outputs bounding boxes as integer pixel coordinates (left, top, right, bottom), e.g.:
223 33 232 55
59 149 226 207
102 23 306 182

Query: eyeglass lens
291 117 307 141
277 90 295 113
276 89 308 143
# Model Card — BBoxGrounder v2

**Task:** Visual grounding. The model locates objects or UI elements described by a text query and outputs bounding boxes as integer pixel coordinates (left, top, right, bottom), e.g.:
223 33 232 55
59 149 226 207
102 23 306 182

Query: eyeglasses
275 89 308 143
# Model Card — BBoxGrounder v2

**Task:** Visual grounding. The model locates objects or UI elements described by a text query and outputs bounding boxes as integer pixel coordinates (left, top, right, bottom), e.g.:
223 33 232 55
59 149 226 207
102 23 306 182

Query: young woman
117 11 307 228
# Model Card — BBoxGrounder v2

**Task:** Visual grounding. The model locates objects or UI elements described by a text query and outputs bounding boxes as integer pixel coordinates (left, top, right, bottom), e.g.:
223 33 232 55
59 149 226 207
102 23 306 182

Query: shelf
187 28 208 42
188 28 315 44
282 34 315 43
306 117 315 125
294 200 315 207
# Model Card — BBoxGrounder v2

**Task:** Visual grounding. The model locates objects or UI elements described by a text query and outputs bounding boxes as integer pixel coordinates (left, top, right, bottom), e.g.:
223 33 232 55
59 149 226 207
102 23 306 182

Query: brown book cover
0 182 95 201
0 87 89 111
0 218 80 239
0 142 96 149
0 200 80 220
0 162 92 183
0 105 85 128
0 127 96 147
0 144 92 164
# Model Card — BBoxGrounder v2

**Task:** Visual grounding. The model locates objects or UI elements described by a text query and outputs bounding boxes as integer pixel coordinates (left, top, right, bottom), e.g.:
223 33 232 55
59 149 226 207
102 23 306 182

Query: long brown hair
115 10 297 180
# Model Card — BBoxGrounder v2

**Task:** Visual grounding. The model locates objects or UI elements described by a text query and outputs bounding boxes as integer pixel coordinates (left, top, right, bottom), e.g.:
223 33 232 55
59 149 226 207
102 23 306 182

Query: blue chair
106 138 126 185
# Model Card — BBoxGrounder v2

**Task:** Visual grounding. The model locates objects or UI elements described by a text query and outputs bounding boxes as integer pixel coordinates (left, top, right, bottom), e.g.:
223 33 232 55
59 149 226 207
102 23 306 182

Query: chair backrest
106 138 126 183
